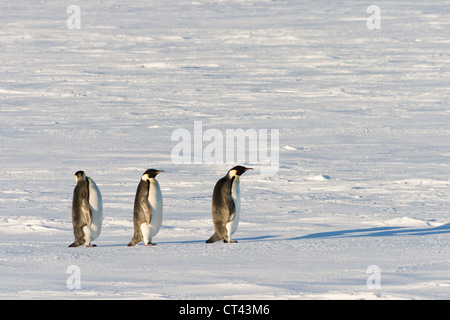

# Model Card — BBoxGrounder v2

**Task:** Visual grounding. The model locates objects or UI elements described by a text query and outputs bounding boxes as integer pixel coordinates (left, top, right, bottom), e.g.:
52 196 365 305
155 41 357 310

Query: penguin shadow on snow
290 223 450 240
232 235 280 242
159 239 208 245
163 235 280 244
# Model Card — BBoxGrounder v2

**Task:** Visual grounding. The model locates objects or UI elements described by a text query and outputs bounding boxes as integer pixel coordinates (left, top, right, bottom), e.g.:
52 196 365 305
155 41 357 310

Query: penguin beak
244 167 253 171
155 170 164 175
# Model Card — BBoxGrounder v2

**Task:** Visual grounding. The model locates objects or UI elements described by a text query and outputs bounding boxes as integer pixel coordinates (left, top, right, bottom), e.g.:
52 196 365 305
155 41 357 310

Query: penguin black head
228 165 253 177
74 171 86 182
142 169 164 180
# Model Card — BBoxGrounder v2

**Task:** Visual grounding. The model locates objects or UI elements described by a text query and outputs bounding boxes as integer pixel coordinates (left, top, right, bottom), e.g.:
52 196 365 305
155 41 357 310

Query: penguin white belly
141 179 163 243
227 178 241 236
84 178 103 244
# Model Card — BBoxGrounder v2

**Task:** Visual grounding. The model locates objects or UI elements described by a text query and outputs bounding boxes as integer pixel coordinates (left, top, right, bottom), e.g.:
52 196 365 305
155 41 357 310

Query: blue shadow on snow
292 223 450 240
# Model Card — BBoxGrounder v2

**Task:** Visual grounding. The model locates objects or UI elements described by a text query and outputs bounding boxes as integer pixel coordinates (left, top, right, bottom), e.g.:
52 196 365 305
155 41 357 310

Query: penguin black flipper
213 176 235 221
81 192 92 228
138 179 152 224
224 176 236 222
140 195 152 225
83 178 93 227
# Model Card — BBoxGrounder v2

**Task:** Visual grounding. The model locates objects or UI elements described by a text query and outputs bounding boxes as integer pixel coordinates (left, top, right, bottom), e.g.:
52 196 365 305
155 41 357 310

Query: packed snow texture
0 0 449 299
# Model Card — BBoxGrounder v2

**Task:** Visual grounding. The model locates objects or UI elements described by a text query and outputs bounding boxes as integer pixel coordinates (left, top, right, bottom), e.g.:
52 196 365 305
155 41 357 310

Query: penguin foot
145 242 157 246
127 240 138 246
224 240 238 243
206 233 223 243
84 243 97 248
69 241 83 247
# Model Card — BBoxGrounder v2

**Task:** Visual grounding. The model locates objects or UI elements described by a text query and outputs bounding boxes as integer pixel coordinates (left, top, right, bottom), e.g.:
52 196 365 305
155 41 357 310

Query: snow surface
1 0 449 300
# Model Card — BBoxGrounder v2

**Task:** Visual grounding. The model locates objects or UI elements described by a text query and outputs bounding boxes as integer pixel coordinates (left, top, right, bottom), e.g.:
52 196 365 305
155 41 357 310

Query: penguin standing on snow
206 165 252 243
70 171 103 247
128 169 164 246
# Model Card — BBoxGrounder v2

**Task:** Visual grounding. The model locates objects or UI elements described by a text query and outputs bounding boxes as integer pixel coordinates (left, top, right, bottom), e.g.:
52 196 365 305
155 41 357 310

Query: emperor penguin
206 165 252 243
128 169 164 246
70 171 103 247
